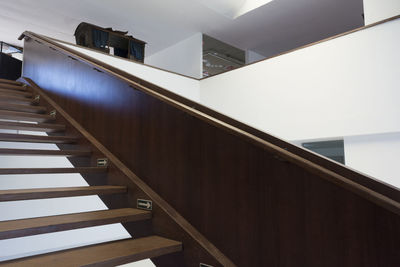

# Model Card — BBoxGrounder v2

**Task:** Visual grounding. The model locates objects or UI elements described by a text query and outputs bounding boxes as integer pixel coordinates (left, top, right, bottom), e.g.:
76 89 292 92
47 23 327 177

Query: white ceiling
0 0 364 58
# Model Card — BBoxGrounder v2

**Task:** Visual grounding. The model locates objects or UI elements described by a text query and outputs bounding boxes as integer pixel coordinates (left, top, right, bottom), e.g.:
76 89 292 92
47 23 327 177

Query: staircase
0 78 184 266
9 28 400 266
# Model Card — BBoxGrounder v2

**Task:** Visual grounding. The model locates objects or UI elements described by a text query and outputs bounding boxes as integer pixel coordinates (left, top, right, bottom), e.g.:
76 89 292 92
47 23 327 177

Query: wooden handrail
18 30 400 216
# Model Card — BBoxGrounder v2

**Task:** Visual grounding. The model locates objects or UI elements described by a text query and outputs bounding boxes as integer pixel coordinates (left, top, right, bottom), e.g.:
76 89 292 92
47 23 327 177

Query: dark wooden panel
21 37 400 267
22 31 400 204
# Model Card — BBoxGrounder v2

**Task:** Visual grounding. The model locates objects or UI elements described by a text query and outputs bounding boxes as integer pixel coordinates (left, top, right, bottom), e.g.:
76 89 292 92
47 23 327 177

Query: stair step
0 102 46 114
0 208 151 240
0 133 76 143
0 167 107 175
0 110 55 122
0 185 127 201
0 88 32 98
0 79 22 86
0 121 65 132
0 236 182 266
0 93 36 105
0 148 91 157
0 84 28 92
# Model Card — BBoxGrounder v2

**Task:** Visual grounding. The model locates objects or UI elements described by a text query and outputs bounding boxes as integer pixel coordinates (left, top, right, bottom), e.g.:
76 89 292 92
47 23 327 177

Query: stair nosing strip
0 186 127 201
0 167 107 174
0 148 91 157
0 133 77 143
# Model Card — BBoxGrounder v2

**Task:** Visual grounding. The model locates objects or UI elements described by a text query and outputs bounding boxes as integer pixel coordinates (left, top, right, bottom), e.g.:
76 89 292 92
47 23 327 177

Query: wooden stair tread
0 79 22 86
0 110 54 122
0 186 127 201
0 121 65 132
0 133 77 143
0 102 46 113
0 208 151 240
0 236 182 266
0 84 28 91
0 88 32 97
0 93 35 104
0 167 107 174
0 148 91 157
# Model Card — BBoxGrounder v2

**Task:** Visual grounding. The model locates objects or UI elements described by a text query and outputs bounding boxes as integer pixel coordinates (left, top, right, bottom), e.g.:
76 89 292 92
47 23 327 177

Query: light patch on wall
197 0 246 19
236 0 275 18
197 0 274 19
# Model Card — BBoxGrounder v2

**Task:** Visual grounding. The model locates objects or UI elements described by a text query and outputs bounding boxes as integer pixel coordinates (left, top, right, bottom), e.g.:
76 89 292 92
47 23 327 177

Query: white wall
56 42 201 102
145 33 203 79
344 132 400 189
246 50 266 64
363 0 400 24
200 18 400 141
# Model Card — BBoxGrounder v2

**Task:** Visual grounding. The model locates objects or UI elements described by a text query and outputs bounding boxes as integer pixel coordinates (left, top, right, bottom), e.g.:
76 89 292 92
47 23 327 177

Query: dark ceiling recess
0 41 22 80
302 140 345 164
0 41 23 54
202 34 245 77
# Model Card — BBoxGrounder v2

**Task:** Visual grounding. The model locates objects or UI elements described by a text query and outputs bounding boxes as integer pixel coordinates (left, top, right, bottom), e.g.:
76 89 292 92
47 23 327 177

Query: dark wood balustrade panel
22 38 400 267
